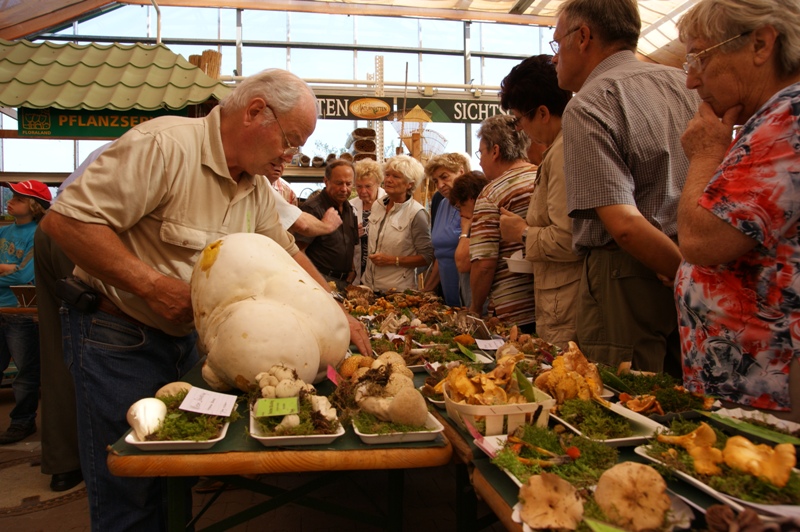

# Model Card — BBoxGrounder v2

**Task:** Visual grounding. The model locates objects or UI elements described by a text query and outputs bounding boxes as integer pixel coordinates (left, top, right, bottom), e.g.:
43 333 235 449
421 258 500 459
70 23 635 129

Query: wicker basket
443 383 555 436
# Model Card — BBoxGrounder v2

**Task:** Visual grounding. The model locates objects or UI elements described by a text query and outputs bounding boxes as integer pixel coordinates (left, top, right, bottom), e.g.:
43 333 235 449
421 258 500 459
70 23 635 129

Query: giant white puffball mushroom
191 233 350 390
127 398 167 441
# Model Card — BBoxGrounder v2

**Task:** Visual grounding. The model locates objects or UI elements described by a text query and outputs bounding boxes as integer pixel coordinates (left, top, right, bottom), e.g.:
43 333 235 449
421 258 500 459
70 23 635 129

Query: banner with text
18 107 188 138
315 95 505 124
402 98 506 124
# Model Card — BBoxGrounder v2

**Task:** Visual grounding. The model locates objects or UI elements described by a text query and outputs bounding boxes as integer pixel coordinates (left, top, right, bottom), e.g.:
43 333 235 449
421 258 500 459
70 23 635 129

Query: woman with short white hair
363 155 434 292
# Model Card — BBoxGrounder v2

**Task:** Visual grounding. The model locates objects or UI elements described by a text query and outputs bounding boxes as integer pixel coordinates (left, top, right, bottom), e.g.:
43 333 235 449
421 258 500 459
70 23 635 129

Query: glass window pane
242 11 288 39
160 6 221 40
471 56 528 87
288 13 353 45
242 47 288 75
67 5 149 38
420 19 463 51
472 22 543 56
356 16 418 48
291 49 355 81
4 139 74 172
421 54 465 85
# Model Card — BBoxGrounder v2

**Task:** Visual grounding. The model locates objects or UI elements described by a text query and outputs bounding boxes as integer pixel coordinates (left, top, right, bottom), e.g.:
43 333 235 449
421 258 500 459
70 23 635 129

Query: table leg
455 461 478 532
387 469 404 532
167 477 185 532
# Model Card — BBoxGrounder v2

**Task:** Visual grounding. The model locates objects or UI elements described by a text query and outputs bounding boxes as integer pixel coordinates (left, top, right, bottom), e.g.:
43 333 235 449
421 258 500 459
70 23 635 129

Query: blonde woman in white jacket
363 155 434 292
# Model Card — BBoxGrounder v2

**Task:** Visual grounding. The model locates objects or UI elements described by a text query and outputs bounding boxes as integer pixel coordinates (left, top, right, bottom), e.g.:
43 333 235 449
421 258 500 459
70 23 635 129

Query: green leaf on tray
514 366 537 403
584 518 627 532
456 342 477 362
697 410 800 445
598 368 632 395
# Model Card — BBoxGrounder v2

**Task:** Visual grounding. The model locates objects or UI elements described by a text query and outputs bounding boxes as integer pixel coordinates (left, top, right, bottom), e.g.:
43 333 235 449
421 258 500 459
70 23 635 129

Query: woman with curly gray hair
421 153 471 306
363 155 434 292
675 0 800 420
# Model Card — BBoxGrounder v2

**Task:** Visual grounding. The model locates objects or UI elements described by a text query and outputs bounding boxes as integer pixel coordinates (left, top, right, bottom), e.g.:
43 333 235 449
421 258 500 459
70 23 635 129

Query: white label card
179 387 237 417
476 338 505 351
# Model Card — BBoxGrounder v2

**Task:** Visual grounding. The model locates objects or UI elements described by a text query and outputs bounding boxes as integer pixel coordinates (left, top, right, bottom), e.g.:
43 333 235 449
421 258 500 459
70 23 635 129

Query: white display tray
353 412 444 444
419 386 445 410
124 422 230 451
249 412 345 447
634 445 800 519
551 401 665 447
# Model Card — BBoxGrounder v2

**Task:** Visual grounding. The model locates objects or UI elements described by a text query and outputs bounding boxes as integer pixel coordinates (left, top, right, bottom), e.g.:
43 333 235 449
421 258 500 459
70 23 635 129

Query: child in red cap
0 179 51 444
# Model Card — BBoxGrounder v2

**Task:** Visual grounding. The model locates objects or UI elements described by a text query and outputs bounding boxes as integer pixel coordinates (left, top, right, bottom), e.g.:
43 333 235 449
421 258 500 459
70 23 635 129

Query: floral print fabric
675 82 800 411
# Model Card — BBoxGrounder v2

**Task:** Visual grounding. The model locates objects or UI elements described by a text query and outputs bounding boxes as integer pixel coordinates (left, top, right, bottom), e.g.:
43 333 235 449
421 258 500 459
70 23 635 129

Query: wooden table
107 367 452 532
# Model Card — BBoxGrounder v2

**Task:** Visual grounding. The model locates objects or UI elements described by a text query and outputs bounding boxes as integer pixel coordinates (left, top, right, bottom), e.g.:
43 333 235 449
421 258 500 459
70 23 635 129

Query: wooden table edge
108 438 453 477
472 467 523 532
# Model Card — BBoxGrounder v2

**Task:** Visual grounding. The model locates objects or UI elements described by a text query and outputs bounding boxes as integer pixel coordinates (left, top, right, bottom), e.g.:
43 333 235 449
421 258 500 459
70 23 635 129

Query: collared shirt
676 82 800 411
298 190 358 275
563 50 700 253
470 164 537 326
51 106 296 336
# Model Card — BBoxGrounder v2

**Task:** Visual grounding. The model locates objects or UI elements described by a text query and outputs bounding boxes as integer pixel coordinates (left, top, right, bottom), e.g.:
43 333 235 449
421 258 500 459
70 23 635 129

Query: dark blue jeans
61 305 198 532
0 312 40 426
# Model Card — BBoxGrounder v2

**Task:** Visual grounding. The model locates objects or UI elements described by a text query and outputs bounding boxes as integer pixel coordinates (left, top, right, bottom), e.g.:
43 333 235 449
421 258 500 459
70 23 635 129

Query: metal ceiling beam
119 0 556 27
509 0 536 16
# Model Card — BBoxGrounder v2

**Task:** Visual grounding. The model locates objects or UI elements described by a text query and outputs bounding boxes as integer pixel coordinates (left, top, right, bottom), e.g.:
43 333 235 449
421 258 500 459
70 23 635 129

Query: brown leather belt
96 294 146 328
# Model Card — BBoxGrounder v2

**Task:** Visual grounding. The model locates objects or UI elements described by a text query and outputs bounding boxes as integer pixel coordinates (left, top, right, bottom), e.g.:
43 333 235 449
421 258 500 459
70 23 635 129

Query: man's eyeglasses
549 26 581 55
474 147 483 161
683 31 751 75
266 105 302 157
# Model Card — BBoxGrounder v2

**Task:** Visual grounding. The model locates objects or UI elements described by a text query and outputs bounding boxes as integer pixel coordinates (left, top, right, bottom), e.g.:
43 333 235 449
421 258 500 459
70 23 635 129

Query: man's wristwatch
395 256 400 267
521 227 529 242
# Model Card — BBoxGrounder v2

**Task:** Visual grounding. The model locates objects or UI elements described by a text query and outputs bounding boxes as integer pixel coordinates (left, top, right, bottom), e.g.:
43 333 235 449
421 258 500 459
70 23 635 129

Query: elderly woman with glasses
363 155 434 292
675 0 800 421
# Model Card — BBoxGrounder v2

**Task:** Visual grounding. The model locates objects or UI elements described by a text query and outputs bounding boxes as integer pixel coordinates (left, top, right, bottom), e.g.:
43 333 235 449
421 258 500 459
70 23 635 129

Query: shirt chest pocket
160 220 212 251
390 212 412 232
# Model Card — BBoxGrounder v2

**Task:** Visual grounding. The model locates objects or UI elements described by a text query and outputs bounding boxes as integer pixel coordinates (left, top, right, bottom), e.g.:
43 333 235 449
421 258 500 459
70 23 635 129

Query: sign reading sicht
18 107 188 138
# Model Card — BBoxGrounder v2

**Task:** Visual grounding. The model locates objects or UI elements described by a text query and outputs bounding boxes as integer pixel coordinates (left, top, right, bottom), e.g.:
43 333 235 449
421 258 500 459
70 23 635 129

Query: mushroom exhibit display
191 233 350 390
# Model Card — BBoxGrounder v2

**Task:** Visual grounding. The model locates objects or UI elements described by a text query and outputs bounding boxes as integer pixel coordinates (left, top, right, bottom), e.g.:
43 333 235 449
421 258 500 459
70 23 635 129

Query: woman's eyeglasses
683 31 751 75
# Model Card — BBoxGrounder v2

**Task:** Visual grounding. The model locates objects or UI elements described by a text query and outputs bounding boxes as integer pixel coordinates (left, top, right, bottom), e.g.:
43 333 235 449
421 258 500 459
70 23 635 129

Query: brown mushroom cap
519 472 584 530
594 462 671 532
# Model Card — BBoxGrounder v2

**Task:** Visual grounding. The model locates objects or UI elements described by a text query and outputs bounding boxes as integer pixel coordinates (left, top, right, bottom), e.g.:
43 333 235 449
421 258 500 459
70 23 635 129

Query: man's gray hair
678 0 800 78
557 0 640 51
476 114 530 164
383 155 425 192
219 69 316 114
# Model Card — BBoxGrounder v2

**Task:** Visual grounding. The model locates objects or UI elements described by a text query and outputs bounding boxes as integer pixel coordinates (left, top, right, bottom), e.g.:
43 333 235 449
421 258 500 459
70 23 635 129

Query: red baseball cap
3 180 52 209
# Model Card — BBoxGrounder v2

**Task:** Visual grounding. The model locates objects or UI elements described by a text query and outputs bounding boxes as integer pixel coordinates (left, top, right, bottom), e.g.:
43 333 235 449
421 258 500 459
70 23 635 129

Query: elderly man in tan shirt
41 68 369 532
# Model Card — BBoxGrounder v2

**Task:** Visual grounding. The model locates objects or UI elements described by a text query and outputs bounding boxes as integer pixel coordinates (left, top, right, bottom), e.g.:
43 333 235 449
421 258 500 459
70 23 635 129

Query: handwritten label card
179 387 237 417
254 397 299 418
476 338 505 351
